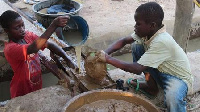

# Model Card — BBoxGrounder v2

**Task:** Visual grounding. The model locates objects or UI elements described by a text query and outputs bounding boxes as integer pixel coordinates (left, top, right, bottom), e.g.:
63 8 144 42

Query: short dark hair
136 2 164 27
0 10 21 29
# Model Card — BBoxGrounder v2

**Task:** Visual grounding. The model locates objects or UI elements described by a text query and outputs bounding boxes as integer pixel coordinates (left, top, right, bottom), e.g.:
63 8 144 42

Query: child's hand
96 50 107 62
52 16 70 27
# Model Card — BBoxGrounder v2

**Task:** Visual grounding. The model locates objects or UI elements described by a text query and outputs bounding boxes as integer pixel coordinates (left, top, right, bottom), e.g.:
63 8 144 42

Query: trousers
131 43 188 112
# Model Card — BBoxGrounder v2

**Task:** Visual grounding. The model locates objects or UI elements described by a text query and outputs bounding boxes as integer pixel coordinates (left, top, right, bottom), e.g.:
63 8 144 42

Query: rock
3 85 72 112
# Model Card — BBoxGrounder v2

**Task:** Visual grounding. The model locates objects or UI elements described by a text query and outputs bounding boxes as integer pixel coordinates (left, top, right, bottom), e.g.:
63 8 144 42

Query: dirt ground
1 0 200 111
10 0 200 50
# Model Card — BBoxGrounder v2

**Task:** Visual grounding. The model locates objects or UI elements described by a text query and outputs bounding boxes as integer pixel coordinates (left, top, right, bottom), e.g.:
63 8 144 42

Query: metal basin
62 89 160 112
32 0 82 28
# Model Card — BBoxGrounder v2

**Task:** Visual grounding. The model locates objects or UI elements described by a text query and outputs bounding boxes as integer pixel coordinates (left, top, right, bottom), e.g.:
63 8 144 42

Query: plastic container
59 16 89 46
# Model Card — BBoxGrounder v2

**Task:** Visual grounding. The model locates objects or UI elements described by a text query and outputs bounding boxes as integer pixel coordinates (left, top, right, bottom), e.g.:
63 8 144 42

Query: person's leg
130 44 158 96
152 71 188 112
128 72 159 96
131 43 145 62
143 72 159 95
163 74 188 112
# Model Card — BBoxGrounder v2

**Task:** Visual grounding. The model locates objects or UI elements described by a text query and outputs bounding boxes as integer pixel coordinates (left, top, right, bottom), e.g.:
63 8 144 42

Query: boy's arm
96 50 146 75
105 36 135 55
45 42 77 69
106 55 147 74
27 16 70 54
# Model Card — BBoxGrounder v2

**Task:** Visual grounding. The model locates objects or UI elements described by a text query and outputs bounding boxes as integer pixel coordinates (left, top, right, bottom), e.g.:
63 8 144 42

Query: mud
76 99 148 112
62 31 82 45
38 8 48 14
84 52 107 85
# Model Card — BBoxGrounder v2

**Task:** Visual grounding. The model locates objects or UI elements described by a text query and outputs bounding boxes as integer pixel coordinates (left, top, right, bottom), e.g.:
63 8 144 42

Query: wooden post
173 0 195 52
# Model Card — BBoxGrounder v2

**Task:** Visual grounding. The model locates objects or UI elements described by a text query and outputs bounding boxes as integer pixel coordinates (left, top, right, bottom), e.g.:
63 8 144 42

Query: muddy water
107 53 133 70
75 46 82 73
0 81 10 101
39 8 67 15
39 8 48 14
188 37 200 52
39 8 67 14
62 30 83 72
62 31 82 45
0 73 58 101
57 12 66 14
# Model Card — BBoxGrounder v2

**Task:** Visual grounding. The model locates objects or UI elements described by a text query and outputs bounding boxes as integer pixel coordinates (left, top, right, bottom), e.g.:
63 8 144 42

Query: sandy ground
9 0 200 50
79 0 200 50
